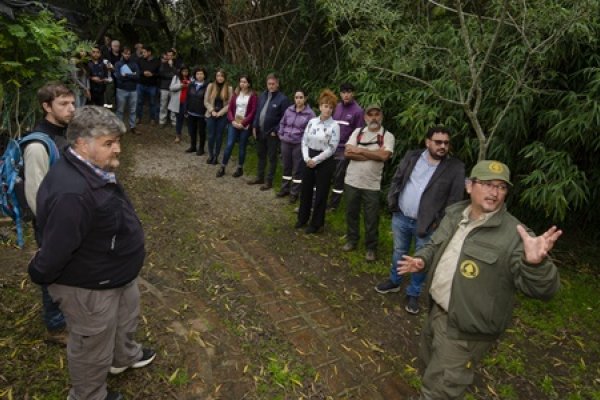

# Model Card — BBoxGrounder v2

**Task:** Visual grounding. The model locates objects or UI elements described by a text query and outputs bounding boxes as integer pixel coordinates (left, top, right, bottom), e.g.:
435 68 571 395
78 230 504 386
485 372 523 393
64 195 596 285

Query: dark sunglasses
432 140 450 146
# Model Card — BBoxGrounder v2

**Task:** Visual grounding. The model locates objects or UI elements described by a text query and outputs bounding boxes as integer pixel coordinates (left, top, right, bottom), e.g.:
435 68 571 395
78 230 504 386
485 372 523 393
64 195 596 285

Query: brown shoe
247 177 264 185
260 182 273 191
174 135 181 143
46 328 68 346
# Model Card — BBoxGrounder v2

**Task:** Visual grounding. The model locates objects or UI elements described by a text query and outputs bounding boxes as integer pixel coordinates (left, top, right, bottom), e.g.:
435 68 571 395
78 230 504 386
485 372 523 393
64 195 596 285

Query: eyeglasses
472 180 508 193
432 140 450 146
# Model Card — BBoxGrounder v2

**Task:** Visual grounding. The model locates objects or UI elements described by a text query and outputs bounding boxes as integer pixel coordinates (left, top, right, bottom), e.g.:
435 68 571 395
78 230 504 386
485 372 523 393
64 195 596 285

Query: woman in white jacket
168 66 190 143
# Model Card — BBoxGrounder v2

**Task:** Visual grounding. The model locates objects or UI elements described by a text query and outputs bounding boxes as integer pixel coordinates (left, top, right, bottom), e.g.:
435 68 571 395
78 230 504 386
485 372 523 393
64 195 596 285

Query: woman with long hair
168 65 191 144
295 89 340 234
276 89 315 203
204 68 233 164
185 67 208 154
217 75 258 178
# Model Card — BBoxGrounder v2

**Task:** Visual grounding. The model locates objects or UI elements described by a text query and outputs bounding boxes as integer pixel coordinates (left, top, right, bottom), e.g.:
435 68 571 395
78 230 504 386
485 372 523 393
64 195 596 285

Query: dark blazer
252 90 290 138
387 149 465 237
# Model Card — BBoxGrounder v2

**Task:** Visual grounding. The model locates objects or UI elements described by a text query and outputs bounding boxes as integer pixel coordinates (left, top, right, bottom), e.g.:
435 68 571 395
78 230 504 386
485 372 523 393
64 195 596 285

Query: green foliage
0 11 78 137
316 0 600 229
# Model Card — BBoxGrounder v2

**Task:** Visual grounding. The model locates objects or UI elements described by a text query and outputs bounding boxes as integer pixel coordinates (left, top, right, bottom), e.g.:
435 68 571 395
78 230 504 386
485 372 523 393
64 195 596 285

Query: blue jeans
34 221 65 331
206 115 228 159
222 125 250 166
390 212 432 297
41 284 66 331
116 88 137 128
136 84 158 122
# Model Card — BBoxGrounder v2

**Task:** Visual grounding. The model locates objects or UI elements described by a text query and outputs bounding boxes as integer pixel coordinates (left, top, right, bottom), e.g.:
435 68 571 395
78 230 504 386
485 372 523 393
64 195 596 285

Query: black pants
298 152 335 229
90 89 105 106
328 158 350 209
188 115 206 151
256 133 280 183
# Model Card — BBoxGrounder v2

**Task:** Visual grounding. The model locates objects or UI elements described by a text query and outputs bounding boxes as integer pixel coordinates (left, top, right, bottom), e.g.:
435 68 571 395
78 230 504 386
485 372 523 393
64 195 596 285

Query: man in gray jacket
375 126 465 315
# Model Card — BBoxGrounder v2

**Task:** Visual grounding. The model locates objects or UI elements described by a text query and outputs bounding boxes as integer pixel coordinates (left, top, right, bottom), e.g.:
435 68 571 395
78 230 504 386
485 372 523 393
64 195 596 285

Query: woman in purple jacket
217 75 258 178
276 89 316 203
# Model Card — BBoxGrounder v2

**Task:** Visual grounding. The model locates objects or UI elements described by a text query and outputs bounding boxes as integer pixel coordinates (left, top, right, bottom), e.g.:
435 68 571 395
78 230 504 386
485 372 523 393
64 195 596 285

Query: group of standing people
30 36 566 400
69 37 185 136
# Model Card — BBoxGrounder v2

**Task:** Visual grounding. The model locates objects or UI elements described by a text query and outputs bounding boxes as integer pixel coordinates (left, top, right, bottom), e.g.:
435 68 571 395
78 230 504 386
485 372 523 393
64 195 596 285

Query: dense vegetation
1 0 599 232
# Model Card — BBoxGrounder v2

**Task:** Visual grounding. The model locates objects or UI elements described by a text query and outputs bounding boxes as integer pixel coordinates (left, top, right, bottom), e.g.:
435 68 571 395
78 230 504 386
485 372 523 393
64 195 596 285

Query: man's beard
368 121 380 130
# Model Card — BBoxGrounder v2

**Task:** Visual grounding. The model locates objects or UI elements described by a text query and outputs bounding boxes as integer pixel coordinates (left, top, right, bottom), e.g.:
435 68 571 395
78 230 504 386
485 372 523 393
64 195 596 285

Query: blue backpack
0 132 60 247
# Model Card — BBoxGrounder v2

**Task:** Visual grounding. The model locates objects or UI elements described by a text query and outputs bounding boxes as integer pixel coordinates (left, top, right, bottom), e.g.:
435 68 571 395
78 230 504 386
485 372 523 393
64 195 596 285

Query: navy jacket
252 90 290 139
387 149 465 237
28 149 145 289
114 59 140 92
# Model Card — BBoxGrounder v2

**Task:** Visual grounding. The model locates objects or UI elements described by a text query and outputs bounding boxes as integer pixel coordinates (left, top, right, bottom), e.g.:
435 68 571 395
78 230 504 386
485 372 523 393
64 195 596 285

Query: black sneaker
304 225 323 234
374 279 401 294
216 166 225 177
275 190 289 197
206 156 214 164
289 194 298 204
232 167 243 178
106 391 124 400
109 348 156 375
405 296 420 315
185 147 196 153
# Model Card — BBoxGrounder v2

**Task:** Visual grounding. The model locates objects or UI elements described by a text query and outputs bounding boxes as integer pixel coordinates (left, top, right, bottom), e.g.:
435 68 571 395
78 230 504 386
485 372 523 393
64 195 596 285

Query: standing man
136 46 160 125
158 49 177 127
23 82 75 345
342 105 394 261
328 82 364 211
375 127 465 315
398 160 561 400
248 73 290 191
104 39 121 109
88 46 109 107
28 106 156 400
114 46 140 134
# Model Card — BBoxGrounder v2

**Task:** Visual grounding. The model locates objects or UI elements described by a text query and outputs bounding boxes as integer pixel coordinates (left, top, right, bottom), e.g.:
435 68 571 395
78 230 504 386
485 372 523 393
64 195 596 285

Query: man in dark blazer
375 126 465 315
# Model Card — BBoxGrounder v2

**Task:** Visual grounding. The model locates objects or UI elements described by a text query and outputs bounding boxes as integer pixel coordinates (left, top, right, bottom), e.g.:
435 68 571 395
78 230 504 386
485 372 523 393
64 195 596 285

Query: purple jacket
278 104 316 144
333 100 364 155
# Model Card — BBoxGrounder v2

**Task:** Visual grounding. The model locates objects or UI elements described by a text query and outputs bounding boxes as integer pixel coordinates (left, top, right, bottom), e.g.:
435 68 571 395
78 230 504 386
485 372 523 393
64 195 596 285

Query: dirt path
126 125 418 399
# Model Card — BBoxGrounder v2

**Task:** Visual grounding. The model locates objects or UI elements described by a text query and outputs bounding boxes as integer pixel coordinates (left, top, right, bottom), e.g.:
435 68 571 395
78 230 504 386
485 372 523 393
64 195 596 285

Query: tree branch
371 66 465 106
227 7 300 28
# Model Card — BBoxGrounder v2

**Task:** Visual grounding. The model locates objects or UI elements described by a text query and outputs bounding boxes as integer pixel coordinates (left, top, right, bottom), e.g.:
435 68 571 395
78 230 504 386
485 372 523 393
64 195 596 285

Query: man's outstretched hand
517 225 562 265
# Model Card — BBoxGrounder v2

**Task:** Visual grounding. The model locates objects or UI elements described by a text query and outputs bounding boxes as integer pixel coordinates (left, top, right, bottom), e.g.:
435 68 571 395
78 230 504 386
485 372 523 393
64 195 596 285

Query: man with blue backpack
24 82 75 344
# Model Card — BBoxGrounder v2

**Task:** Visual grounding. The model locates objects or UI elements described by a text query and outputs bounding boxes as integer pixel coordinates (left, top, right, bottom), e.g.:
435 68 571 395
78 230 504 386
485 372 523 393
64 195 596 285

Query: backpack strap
20 132 60 165
356 127 385 148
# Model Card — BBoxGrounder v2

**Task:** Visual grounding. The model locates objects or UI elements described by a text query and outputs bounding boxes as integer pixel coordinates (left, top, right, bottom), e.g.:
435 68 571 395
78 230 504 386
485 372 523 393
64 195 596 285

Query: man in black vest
23 82 75 345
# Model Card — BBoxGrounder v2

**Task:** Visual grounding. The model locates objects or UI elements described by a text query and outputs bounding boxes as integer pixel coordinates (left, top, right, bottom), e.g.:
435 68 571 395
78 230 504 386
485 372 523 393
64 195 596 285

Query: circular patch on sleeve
460 260 480 279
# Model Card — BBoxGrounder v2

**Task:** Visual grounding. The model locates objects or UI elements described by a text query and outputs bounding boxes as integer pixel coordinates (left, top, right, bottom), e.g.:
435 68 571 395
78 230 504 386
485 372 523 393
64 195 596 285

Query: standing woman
296 89 340 234
217 75 258 178
277 89 316 203
168 66 191 144
204 68 233 164
185 67 208 154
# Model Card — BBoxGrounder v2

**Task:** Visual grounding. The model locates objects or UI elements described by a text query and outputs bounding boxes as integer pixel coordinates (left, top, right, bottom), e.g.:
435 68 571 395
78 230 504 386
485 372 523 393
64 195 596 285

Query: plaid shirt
68 147 117 184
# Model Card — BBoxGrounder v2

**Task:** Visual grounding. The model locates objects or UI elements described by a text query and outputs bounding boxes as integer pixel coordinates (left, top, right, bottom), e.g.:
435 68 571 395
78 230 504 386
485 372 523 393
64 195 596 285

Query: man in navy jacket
29 106 155 400
248 73 290 190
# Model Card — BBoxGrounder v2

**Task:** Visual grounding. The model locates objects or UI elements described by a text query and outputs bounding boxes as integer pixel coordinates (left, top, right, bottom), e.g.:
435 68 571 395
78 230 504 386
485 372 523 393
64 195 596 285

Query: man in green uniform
398 160 562 399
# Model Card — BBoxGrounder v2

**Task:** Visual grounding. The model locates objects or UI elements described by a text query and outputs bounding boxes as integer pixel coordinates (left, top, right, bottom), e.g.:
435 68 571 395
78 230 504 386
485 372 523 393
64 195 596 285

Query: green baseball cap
470 160 512 185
